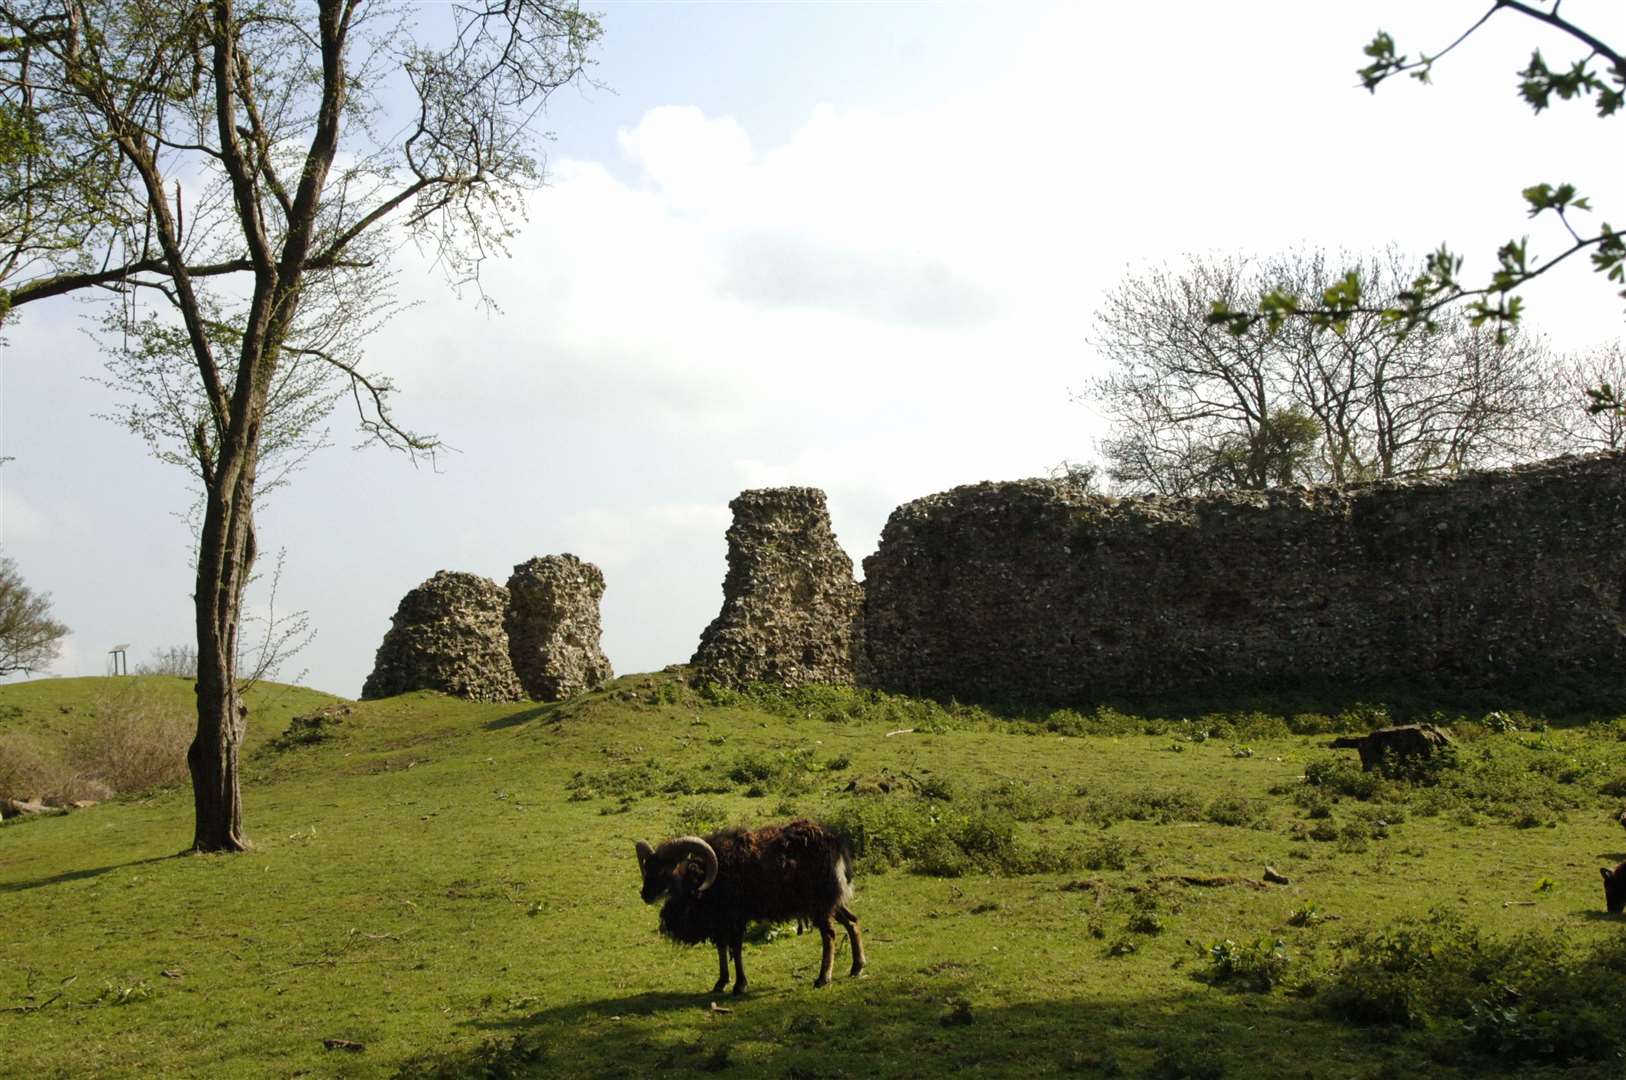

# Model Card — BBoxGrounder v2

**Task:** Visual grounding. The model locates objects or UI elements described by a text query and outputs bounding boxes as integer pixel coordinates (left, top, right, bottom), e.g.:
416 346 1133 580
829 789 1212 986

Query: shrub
396 1033 548 1079
1127 911 1164 935
266 705 349 750
826 797 1073 877
1082 836 1130 871
1204 796 1268 828
1203 937 1289 992
1303 758 1383 800
673 800 727 837
980 777 1062 821
1319 913 1626 1064
1152 1040 1225 1080
1293 788 1334 818
66 684 191 796
1 686 193 802
0 732 59 800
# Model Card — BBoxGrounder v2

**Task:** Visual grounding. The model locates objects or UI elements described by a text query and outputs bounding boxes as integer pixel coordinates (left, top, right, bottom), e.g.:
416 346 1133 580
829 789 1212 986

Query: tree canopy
0 555 67 676
1087 250 1563 497
0 0 601 851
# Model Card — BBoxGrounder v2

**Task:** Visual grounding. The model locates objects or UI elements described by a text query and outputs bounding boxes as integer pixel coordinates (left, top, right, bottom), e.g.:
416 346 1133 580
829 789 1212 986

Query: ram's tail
835 834 856 904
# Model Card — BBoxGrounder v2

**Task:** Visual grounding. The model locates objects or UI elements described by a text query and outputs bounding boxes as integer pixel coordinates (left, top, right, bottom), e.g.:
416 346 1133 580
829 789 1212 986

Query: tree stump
1328 724 1452 771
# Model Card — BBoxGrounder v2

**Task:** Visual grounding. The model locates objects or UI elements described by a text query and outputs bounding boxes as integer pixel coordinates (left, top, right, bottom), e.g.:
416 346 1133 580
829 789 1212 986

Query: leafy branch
1210 2 1625 418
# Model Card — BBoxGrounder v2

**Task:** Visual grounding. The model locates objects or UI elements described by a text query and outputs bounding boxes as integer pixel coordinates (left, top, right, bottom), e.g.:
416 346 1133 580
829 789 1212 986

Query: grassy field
2 672 1624 1078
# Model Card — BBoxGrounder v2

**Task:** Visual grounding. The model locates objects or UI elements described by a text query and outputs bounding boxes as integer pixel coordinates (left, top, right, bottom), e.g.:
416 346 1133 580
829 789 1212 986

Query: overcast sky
2 1 1622 697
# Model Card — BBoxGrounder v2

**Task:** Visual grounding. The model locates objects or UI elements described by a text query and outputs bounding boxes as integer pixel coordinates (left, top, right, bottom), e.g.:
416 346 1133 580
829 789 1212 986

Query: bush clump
1318 910 1626 1066
827 796 1073 878
1202 937 1290 992
2 684 190 803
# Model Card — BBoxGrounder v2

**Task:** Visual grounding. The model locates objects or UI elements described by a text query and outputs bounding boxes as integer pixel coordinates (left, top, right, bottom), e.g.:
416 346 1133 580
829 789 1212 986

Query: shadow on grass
485 703 566 731
971 674 1626 732
1577 909 1625 922
394 979 1429 1079
0 854 174 894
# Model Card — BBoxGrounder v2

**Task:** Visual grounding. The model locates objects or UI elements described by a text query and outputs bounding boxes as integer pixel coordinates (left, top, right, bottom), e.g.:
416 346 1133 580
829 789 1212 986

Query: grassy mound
0 676 343 804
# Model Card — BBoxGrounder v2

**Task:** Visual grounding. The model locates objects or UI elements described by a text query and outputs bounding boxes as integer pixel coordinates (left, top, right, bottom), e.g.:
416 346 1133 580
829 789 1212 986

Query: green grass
2 672 1624 1077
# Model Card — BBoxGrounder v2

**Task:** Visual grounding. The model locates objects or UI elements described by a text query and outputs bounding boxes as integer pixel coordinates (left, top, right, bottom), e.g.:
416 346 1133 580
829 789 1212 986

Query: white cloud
617 106 754 210
0 486 49 545
562 502 731 569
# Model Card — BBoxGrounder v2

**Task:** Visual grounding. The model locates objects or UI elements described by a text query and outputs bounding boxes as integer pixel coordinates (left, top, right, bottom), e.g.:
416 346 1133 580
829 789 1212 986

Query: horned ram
633 819 866 994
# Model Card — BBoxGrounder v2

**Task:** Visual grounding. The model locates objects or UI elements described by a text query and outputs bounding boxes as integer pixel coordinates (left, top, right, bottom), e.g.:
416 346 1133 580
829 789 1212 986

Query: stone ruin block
505 554 614 701
361 571 524 702
690 487 864 689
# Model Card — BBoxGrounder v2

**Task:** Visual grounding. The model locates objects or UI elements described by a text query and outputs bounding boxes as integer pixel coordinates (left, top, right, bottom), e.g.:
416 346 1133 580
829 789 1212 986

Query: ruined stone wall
505 555 614 701
361 571 524 702
691 487 864 688
861 453 1626 701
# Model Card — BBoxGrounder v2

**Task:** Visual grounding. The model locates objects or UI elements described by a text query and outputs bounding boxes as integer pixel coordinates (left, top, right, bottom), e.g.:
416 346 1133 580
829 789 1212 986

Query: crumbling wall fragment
690 487 864 688
505 554 614 701
361 571 524 702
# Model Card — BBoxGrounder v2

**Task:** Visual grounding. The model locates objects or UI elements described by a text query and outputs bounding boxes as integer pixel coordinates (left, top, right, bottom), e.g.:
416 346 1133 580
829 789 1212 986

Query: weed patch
1202 937 1290 992
2 683 191 801
1318 910 1626 1066
395 1033 548 1079
827 796 1074 878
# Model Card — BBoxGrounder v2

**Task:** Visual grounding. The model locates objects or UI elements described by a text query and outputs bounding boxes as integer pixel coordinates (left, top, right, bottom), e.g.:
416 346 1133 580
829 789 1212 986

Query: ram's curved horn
659 835 719 893
634 840 654 868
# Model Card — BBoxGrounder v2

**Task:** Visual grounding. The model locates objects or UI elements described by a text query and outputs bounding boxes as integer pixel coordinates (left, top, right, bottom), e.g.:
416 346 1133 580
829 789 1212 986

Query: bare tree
1091 255 1317 494
1087 250 1556 496
0 1 600 851
136 644 199 678
0 555 67 675
1538 340 1626 452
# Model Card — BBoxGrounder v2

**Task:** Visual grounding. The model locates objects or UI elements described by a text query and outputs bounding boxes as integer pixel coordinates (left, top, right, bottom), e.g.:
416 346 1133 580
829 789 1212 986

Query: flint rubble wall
362 555 612 703
860 452 1626 701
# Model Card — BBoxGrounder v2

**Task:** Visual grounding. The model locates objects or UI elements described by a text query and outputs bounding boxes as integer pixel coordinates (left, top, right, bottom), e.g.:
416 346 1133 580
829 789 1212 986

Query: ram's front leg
729 928 748 995
712 939 730 994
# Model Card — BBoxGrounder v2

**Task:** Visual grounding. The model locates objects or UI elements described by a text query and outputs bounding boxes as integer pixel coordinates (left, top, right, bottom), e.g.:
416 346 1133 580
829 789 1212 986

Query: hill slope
2 673 1624 1077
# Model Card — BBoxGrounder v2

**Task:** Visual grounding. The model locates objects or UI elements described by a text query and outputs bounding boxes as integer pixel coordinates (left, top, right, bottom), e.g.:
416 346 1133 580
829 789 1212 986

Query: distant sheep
633 819 866 994
1604 863 1626 915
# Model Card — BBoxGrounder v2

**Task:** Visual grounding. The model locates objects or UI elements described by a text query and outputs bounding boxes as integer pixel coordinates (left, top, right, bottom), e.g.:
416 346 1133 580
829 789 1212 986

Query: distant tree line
1084 248 1622 497
0 555 66 676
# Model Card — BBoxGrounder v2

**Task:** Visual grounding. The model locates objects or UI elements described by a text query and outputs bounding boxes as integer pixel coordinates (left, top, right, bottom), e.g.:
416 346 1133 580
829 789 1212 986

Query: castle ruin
689 487 865 689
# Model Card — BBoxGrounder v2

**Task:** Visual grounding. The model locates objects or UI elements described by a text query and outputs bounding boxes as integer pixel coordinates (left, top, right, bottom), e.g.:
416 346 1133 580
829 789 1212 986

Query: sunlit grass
3 673 1623 1077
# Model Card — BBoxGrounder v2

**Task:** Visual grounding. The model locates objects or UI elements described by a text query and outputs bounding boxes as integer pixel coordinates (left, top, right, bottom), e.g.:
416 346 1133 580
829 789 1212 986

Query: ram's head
634 835 718 903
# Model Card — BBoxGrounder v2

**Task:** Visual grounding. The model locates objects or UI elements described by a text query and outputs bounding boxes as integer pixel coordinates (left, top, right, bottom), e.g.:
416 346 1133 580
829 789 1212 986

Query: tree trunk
186 439 259 853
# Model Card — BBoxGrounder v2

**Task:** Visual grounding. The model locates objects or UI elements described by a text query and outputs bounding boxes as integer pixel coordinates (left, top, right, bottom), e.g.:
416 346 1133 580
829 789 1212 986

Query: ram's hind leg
835 904 866 977
812 914 837 987
712 940 730 995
